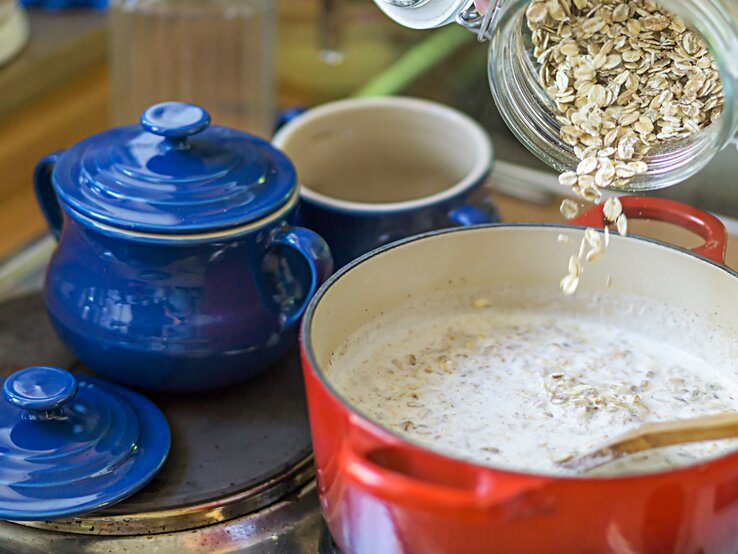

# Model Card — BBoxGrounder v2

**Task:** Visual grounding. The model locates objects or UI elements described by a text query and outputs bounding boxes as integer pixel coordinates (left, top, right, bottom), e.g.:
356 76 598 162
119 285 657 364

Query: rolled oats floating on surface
525 0 724 294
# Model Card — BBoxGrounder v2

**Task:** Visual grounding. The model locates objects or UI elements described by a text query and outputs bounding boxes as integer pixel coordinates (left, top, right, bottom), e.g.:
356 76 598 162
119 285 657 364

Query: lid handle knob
141 102 211 150
3 366 78 420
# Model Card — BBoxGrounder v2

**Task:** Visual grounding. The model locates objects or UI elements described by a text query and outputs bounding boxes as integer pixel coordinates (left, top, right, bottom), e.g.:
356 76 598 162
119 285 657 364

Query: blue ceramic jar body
34 102 333 392
44 201 329 392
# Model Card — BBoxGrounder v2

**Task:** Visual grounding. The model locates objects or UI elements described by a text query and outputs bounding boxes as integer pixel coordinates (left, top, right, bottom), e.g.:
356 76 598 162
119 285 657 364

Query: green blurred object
277 0 425 104
352 26 473 98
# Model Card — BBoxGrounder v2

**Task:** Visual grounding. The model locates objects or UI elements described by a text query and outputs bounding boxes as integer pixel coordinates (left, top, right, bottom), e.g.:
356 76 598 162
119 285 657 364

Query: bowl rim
272 96 494 214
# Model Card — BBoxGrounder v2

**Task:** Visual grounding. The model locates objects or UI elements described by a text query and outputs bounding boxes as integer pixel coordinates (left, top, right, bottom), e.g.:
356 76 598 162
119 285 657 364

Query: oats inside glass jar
525 0 726 294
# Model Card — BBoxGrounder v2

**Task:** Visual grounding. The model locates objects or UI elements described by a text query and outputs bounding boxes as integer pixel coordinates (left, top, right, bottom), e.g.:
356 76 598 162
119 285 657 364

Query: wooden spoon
558 412 738 474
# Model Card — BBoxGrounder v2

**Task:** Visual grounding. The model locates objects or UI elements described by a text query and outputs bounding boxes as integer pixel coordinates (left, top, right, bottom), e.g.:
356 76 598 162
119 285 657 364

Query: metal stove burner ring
13 455 315 536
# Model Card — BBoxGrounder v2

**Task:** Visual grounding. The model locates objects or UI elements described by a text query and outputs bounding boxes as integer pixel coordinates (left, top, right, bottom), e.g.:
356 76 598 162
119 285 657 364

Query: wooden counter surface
0 64 109 259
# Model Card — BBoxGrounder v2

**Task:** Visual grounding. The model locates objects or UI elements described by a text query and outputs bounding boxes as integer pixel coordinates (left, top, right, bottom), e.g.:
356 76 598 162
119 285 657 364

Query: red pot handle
569 197 727 265
341 443 552 512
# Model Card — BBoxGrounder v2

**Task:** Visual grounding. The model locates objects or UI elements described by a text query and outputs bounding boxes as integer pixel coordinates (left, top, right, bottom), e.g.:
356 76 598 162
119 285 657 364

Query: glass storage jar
371 0 738 191
109 0 275 137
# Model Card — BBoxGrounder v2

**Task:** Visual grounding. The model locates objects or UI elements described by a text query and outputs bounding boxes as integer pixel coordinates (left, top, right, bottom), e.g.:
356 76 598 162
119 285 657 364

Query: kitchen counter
0 64 108 259
1 78 736 269
0 9 106 118
0 19 736 271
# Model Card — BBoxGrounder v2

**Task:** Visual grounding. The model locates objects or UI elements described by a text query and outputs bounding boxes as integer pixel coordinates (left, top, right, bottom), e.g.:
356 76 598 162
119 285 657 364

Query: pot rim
300 222 738 483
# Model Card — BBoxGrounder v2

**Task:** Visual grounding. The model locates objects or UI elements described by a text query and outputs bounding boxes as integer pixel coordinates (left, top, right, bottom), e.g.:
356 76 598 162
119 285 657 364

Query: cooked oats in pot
326 289 738 476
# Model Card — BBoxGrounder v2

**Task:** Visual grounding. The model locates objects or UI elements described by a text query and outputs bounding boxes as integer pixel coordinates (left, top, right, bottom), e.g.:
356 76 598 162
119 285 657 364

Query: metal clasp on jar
455 0 501 41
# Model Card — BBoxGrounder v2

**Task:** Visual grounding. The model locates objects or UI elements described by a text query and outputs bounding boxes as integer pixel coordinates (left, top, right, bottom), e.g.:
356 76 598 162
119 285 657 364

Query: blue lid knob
3 366 78 415
141 102 211 147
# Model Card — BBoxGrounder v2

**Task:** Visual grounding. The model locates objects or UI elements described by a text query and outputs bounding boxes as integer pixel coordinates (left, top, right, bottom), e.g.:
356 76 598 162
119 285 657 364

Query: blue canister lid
51 102 297 234
0 366 170 520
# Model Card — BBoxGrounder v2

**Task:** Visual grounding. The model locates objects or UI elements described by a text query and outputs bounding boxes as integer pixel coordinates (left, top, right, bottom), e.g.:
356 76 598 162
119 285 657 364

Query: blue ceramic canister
33 102 333 393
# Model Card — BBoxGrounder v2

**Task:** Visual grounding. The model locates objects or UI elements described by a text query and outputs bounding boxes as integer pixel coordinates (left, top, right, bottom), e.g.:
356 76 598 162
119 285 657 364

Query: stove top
318 525 344 554
0 293 325 552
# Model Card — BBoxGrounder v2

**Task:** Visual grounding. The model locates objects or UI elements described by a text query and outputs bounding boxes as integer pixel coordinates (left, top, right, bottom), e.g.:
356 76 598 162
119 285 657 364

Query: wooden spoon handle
612 412 738 455
560 412 738 473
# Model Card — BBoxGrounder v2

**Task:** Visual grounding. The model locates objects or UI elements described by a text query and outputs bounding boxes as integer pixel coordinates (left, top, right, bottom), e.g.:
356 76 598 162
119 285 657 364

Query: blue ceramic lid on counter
50 102 297 234
0 366 170 520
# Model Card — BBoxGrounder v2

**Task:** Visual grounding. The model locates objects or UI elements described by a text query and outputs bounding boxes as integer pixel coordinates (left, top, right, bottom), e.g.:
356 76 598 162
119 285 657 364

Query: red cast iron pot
300 197 738 554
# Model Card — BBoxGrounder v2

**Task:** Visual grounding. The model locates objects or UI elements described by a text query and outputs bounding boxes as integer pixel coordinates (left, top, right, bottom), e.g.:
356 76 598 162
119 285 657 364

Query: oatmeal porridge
326 288 738 476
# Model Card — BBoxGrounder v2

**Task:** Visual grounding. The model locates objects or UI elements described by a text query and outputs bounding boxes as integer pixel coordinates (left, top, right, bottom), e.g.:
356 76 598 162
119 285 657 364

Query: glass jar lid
0 366 170 520
372 0 469 29
51 102 297 234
